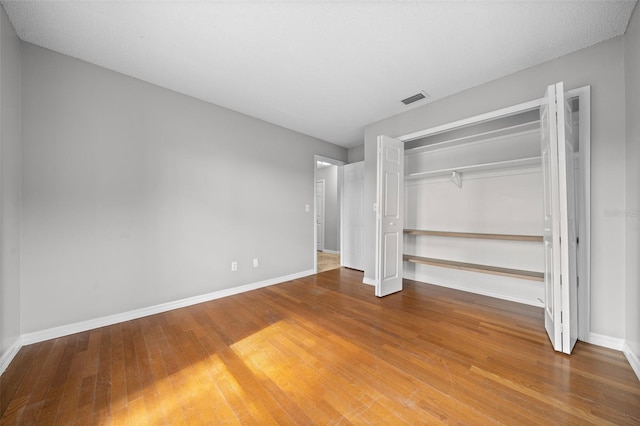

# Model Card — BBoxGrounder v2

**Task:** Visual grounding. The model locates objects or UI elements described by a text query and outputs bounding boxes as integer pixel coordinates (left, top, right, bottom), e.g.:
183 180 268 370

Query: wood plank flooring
1 268 639 425
316 252 340 273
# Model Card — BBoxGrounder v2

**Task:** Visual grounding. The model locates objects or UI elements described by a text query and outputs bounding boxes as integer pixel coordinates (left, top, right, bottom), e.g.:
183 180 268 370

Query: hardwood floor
317 251 340 273
2 268 639 425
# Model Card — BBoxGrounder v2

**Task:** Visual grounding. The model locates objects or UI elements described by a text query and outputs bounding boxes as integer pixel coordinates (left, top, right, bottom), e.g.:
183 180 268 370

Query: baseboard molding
0 337 23 377
583 332 625 351
21 269 315 346
321 249 340 255
362 277 376 286
623 342 640 381
404 272 543 308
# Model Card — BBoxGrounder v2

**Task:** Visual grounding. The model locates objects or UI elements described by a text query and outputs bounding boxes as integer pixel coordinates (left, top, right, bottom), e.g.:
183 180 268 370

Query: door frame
313 155 345 273
396 86 591 342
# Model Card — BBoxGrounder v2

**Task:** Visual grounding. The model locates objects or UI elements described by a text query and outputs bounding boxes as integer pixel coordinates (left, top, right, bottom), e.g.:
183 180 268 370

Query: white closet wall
404 170 544 305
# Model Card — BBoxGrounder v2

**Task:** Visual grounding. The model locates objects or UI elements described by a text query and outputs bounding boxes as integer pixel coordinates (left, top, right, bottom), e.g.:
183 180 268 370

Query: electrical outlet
253 258 259 268
231 261 238 271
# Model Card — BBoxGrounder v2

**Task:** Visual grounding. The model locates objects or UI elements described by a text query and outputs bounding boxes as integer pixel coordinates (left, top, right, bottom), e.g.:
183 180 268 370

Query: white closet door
341 162 364 270
541 82 579 354
541 83 563 352
375 135 404 297
556 82 579 354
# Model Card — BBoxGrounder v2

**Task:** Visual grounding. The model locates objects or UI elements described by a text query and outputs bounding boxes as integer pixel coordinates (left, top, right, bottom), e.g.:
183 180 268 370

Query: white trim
403 272 544 308
400 98 545 142
583 332 625 351
21 269 314 346
623 342 640 381
362 277 376 286
321 249 340 255
0 337 23 377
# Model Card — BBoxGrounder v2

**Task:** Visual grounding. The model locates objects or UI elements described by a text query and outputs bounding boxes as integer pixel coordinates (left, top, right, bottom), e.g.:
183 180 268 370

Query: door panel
556 83 579 354
316 180 324 251
375 135 404 297
541 84 563 352
541 81 579 354
342 162 365 270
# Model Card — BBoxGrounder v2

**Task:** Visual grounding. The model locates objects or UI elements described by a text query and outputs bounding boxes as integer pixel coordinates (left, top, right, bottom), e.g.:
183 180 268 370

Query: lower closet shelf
403 254 544 282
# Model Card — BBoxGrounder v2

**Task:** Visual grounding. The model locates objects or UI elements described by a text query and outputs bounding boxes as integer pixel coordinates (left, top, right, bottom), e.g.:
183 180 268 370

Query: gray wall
363 36 627 340
347 145 364 163
625 5 640 366
20 43 346 334
0 7 21 360
317 165 340 252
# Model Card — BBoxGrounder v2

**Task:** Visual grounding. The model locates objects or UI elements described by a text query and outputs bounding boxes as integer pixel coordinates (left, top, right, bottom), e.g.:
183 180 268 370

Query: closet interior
402 101 580 307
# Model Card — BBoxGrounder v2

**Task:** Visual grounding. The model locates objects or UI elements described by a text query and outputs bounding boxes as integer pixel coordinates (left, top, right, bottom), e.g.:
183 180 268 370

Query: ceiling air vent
401 91 429 105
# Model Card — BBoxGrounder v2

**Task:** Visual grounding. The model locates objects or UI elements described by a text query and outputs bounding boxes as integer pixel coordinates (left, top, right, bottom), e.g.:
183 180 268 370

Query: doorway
314 156 344 273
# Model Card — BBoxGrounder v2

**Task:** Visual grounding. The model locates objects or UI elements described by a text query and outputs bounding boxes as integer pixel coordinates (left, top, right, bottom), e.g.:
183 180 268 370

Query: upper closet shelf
406 156 541 180
404 120 540 154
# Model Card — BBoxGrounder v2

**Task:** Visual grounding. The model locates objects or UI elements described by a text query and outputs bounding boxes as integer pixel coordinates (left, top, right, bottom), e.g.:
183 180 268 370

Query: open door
316 180 324 251
557 83 579 354
541 82 579 354
541 84 563 352
375 135 404 297
342 162 365 270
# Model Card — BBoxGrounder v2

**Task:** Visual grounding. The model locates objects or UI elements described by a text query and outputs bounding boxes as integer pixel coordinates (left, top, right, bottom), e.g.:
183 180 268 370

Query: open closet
403 107 554 306
375 82 590 354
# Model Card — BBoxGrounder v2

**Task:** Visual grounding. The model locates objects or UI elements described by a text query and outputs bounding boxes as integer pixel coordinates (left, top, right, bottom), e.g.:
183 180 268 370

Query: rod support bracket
451 171 463 188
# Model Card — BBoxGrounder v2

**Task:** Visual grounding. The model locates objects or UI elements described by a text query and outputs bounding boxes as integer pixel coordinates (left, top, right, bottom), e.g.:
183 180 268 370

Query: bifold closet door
375 135 404 297
541 81 578 354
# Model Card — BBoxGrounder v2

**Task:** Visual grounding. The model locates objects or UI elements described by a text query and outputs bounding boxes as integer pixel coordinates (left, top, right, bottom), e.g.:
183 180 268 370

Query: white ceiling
2 1 637 148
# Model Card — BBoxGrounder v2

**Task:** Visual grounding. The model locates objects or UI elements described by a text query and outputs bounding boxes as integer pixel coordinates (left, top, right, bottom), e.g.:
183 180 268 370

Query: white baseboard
321 249 340 255
21 269 315 346
623 341 640 381
583 332 625 351
362 277 376 286
0 337 23 377
404 272 544 308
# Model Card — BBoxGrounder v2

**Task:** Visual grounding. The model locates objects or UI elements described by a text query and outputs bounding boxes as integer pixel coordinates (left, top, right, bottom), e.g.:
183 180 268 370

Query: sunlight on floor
106 312 447 424
110 352 245 425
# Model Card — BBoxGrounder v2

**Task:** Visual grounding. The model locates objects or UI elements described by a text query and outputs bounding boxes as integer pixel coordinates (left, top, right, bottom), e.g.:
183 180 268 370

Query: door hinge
577 276 579 287
561 311 563 324
577 237 579 244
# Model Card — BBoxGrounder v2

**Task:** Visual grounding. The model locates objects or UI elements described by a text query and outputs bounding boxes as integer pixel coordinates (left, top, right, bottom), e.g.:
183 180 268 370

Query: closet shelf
404 229 543 242
404 120 541 154
406 156 541 179
403 255 544 282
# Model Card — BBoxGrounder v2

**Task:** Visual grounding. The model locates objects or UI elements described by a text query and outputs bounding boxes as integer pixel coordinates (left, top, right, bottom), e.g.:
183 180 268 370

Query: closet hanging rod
407 156 542 178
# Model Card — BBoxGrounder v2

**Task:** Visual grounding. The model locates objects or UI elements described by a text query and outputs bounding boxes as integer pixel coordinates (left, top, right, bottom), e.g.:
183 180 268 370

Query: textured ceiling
2 1 637 148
